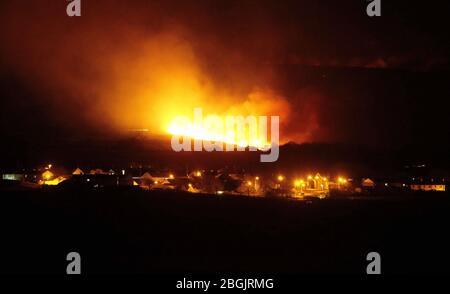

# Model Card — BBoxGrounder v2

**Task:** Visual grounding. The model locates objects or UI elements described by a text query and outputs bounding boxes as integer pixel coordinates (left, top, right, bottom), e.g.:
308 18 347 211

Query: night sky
1 0 449 150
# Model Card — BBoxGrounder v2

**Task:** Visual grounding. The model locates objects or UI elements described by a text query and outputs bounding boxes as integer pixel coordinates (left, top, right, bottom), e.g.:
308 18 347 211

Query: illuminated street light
253 177 259 194
246 181 253 196
308 175 312 180
277 175 284 182
196 171 202 177
169 174 174 179
42 170 54 181
294 180 301 187
337 177 348 184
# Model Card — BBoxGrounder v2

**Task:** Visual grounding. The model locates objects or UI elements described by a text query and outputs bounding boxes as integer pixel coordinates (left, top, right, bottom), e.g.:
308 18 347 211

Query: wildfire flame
167 113 273 150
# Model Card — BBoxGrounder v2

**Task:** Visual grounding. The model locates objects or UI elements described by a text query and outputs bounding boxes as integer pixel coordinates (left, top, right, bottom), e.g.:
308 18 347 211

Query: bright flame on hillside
167 108 277 150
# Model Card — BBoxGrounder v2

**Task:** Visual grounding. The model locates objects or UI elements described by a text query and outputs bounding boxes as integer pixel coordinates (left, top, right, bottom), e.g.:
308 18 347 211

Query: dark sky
0 0 449 150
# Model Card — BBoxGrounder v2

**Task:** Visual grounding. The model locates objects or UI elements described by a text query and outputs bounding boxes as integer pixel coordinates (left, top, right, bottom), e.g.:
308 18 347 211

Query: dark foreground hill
0 188 449 274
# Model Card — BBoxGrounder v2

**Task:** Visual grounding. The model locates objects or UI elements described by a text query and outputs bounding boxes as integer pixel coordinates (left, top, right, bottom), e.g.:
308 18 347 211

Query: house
89 169 107 175
301 173 329 197
39 170 69 186
410 184 446 192
2 173 24 181
72 168 84 175
133 172 175 190
361 178 375 188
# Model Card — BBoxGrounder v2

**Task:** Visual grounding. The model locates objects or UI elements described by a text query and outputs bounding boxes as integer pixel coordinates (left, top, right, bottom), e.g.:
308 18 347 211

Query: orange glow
277 175 284 182
42 176 66 186
42 170 54 180
0 4 340 146
337 177 348 184
43 179 61 185
102 34 292 145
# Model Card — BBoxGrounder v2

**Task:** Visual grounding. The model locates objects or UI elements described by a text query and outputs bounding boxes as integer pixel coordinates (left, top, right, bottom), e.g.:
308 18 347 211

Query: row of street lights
276 174 348 188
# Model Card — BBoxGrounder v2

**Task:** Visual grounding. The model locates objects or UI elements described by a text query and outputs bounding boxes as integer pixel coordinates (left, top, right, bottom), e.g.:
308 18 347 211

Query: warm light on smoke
0 1 312 145
92 31 292 145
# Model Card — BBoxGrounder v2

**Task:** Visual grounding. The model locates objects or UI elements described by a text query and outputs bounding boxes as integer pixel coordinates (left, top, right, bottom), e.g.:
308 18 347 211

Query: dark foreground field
0 188 449 275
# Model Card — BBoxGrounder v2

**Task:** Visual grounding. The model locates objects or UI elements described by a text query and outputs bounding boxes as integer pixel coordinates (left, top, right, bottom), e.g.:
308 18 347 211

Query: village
1 163 446 198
